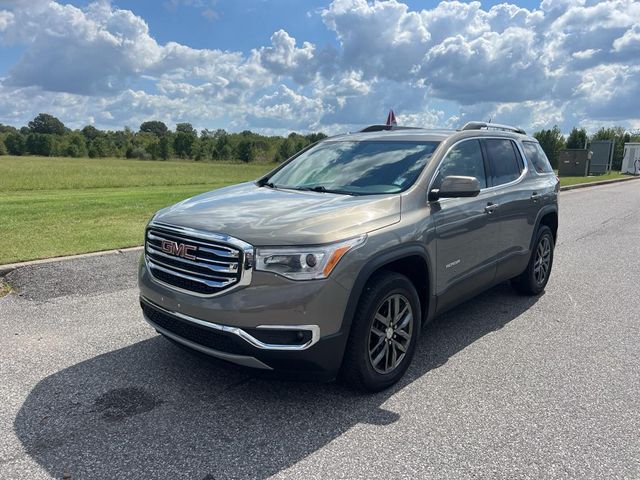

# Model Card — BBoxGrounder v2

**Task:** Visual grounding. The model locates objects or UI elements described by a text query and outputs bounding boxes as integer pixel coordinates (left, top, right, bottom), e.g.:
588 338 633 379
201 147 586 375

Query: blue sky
0 0 638 134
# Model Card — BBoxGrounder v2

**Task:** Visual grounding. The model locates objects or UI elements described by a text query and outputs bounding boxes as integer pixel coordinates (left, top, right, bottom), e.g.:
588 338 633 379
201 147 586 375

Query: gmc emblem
160 240 197 260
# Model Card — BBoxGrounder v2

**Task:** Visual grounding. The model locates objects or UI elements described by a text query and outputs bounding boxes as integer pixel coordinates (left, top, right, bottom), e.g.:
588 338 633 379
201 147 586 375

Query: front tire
341 271 421 392
513 225 554 295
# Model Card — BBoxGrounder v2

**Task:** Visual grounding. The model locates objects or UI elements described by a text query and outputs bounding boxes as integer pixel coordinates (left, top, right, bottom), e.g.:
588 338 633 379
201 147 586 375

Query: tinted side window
484 139 522 186
522 141 554 173
433 140 487 190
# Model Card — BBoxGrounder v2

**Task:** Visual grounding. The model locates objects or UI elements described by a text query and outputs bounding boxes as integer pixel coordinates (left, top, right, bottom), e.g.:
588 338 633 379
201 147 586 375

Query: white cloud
0 9 13 30
0 0 639 135
321 0 430 81
256 30 317 84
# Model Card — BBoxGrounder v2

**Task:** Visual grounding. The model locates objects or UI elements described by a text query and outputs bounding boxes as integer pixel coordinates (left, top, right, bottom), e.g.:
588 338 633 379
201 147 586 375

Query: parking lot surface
1 181 639 479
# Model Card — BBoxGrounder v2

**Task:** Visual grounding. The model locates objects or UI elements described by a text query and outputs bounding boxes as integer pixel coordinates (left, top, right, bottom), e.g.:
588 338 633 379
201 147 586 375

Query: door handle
484 202 499 214
531 192 542 201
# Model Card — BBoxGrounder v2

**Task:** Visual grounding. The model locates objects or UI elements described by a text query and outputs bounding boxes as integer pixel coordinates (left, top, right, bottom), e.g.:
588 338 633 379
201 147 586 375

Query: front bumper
139 256 352 376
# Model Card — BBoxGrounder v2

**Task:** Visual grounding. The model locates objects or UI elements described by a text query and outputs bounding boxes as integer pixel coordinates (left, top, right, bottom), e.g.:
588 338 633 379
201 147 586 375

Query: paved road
1 181 639 479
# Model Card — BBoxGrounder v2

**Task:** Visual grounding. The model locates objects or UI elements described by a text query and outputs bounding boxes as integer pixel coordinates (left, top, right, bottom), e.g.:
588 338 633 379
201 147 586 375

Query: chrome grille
145 223 251 296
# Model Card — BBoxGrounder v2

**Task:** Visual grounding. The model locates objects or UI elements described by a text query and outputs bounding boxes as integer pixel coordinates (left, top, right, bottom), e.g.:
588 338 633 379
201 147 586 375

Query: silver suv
139 121 559 391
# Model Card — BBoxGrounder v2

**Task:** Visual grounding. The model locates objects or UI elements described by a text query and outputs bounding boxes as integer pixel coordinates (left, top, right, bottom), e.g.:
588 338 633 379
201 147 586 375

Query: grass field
558 171 629 187
1 156 275 264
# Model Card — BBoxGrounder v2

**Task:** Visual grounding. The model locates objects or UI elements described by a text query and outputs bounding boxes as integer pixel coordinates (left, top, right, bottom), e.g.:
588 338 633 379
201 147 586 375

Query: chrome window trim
141 296 321 351
427 136 530 203
146 221 254 298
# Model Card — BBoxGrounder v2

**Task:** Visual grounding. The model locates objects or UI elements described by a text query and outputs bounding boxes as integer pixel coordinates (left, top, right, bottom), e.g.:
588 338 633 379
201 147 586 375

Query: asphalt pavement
1 181 639 479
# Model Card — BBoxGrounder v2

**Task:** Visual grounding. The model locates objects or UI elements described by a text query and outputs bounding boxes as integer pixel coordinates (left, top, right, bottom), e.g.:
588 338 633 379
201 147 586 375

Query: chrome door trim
427 136 530 203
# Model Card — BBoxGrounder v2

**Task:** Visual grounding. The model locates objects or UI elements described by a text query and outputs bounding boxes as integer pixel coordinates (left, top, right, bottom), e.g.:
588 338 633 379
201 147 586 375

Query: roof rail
359 124 423 133
460 121 526 135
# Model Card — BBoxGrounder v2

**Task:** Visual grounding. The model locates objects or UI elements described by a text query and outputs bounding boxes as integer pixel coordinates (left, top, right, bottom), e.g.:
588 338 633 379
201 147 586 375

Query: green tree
173 123 197 158
305 132 328 143
566 127 588 149
26 133 55 156
214 132 231 160
236 138 254 162
0 123 19 135
4 133 26 155
533 125 565 169
275 138 294 162
0 137 7 155
88 136 110 158
81 125 101 141
176 123 197 136
139 120 169 136
64 133 88 157
28 113 66 135
159 135 172 160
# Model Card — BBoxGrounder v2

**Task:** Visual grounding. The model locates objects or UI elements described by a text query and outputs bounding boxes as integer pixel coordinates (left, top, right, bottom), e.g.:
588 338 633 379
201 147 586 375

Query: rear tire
341 271 421 392
512 225 554 295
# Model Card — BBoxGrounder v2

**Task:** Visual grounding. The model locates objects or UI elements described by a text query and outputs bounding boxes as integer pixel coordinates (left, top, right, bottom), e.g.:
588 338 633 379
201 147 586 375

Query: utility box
589 140 614 175
559 149 591 177
621 143 640 175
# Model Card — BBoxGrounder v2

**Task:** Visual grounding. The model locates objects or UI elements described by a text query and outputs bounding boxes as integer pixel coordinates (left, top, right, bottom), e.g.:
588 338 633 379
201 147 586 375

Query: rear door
481 138 535 279
430 139 500 311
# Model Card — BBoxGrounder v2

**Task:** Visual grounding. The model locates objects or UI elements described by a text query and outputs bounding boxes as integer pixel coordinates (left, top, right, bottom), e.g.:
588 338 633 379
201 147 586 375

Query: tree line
534 126 640 171
0 113 327 162
2 113 638 170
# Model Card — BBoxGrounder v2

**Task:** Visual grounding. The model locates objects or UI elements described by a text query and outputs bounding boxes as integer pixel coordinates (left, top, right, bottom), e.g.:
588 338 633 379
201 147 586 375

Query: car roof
325 127 537 144
327 128 457 143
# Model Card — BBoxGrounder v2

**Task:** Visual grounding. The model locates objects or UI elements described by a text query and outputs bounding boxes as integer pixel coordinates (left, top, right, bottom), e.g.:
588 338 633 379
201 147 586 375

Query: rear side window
484 139 523 186
522 141 554 174
433 139 487 190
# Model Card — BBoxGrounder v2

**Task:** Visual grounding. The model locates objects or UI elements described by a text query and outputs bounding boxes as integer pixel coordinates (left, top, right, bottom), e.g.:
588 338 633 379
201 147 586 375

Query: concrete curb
0 246 143 276
1 176 638 276
560 175 640 191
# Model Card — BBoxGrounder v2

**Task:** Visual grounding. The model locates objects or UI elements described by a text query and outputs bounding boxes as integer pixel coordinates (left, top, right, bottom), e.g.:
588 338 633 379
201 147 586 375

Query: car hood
153 182 401 245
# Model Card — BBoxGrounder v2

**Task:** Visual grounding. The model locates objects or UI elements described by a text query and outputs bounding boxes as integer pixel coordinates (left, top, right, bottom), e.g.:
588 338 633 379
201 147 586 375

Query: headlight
255 235 366 280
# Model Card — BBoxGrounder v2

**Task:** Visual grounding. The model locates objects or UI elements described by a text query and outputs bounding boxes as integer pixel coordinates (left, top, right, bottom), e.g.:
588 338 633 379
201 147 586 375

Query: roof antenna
386 109 398 127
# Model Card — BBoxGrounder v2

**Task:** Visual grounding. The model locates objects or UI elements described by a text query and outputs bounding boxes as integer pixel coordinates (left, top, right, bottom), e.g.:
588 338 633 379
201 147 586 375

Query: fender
529 204 558 251
339 242 435 337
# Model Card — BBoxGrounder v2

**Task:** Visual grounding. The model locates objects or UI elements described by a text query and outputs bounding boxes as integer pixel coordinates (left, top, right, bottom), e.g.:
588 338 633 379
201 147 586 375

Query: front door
430 139 500 312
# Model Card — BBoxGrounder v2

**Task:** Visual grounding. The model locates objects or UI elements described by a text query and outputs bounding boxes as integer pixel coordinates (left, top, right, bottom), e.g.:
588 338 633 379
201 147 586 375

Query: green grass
0 156 275 264
559 171 629 187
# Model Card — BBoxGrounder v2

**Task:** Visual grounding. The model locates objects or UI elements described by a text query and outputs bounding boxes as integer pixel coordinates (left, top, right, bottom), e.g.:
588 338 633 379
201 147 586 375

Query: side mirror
429 175 481 201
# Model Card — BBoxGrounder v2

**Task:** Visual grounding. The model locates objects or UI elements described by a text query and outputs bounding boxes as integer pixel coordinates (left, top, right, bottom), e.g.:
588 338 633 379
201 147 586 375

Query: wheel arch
340 243 435 338
530 205 558 250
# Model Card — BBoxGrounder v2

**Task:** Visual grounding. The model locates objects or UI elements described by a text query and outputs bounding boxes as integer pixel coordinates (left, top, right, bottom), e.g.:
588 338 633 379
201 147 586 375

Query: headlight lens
255 235 366 280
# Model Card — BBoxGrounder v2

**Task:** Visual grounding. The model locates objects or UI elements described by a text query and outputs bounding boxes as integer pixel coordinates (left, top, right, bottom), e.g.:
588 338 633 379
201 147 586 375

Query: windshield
266 140 440 195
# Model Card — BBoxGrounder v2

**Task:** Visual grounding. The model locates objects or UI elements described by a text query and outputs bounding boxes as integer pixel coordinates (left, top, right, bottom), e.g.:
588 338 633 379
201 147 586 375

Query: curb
0 246 143 276
560 175 640 191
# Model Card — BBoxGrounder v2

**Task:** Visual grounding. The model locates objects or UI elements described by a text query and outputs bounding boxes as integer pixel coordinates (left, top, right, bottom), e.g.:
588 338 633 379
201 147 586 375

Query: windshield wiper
262 181 277 189
295 185 358 196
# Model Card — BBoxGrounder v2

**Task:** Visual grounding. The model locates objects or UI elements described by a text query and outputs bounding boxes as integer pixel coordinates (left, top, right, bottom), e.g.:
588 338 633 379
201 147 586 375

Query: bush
126 146 151 160
5 133 26 155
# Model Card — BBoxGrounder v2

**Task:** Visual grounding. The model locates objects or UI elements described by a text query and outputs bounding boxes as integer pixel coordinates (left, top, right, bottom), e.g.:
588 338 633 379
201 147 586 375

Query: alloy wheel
368 294 413 374
534 236 551 285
